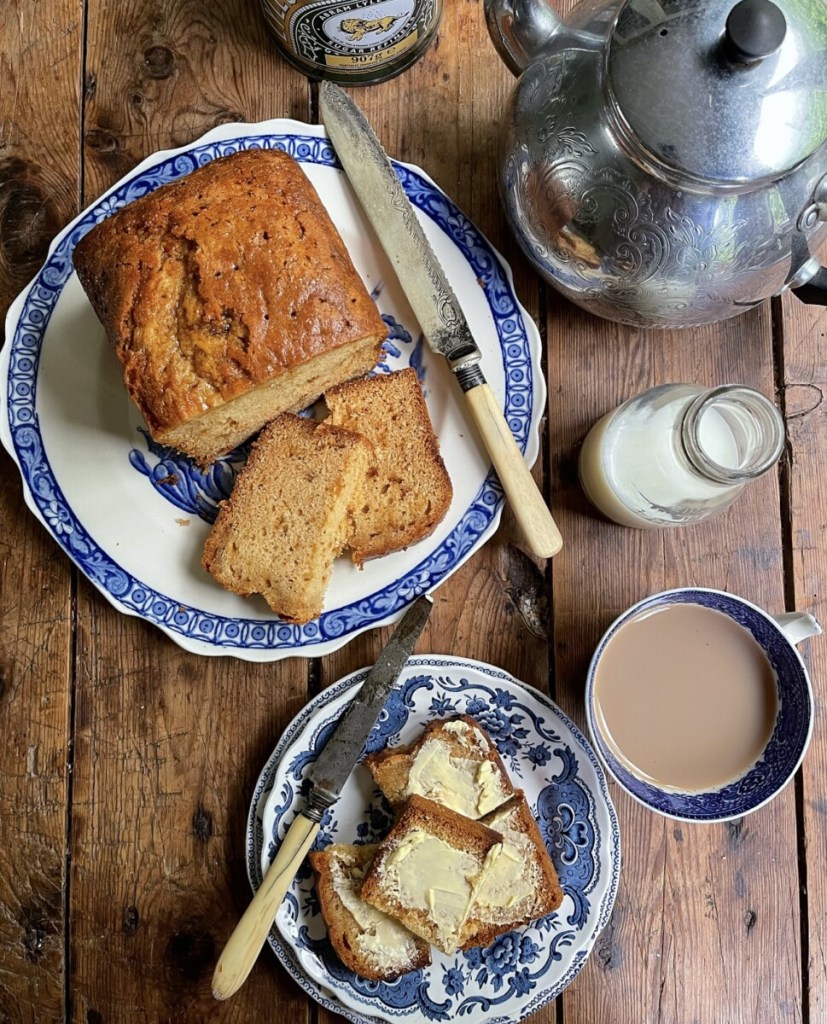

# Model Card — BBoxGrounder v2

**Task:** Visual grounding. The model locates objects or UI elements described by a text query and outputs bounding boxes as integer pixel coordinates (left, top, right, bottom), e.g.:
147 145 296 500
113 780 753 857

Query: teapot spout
484 0 572 74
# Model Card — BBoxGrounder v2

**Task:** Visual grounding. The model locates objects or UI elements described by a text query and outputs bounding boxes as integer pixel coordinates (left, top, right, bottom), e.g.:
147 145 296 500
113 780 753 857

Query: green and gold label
262 0 441 79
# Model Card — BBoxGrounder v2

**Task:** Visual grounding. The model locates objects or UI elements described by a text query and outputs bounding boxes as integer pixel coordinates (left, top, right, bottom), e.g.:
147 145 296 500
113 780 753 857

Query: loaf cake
73 149 387 464
201 413 371 622
325 368 452 563
464 792 564 946
363 715 514 819
359 795 504 956
308 843 431 981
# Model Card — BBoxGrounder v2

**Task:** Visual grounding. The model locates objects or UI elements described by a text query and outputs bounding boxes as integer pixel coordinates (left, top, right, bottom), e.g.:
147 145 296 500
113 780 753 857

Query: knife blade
306 593 433 809
319 80 563 559
212 594 432 1001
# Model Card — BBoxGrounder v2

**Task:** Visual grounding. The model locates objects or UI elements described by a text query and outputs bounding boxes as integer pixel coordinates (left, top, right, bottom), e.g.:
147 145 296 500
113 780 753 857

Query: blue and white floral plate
0 120 544 661
246 656 621 1024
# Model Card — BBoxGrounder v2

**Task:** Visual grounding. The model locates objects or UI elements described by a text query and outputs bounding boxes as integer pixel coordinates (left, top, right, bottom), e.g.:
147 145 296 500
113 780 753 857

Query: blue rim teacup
585 588 820 823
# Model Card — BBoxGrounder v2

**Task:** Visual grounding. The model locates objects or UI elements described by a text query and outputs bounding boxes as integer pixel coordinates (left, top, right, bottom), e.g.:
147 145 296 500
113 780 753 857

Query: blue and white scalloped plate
246 656 621 1024
0 120 544 661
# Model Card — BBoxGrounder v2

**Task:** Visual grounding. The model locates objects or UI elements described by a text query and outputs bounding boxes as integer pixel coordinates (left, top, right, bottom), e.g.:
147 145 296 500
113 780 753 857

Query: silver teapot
485 0 827 327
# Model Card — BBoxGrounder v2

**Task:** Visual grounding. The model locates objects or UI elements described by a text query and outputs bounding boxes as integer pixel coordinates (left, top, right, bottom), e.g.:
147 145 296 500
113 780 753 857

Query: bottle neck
679 385 785 484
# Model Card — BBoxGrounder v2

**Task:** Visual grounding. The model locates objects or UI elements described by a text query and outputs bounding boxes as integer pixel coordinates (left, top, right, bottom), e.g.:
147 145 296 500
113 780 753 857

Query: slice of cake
363 716 514 820
463 792 564 948
201 414 370 622
325 368 452 563
308 843 431 981
73 149 387 464
359 795 504 956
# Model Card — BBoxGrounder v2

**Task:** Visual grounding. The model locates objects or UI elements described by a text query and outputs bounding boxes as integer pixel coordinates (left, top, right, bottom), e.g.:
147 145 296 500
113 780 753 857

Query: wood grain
0 2 81 1021
1 1 820 1023
548 297 802 1024
778 291 827 1024
71 2 312 1020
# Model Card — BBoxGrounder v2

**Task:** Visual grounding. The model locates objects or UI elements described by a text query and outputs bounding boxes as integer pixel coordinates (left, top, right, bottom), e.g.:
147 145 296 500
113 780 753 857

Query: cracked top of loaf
72 149 386 444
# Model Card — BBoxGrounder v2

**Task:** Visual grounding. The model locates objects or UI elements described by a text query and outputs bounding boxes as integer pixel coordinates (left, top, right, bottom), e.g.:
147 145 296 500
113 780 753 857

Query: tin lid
608 0 827 184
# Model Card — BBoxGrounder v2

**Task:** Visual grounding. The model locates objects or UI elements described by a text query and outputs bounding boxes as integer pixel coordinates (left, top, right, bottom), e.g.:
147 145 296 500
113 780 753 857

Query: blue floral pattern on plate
0 120 543 659
246 657 621 1024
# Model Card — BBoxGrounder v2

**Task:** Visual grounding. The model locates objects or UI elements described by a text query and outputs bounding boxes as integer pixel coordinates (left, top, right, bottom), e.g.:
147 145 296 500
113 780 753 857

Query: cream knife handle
212 812 320 1001
464 383 563 558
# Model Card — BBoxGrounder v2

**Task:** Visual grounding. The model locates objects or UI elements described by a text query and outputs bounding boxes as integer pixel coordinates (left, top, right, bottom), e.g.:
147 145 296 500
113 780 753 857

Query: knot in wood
192 806 214 843
122 905 140 935
0 159 57 281
143 45 176 79
163 929 215 980
85 128 120 155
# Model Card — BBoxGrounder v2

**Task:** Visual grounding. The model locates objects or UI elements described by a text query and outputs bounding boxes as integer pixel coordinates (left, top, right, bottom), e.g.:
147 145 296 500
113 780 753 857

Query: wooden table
2 2 825 1022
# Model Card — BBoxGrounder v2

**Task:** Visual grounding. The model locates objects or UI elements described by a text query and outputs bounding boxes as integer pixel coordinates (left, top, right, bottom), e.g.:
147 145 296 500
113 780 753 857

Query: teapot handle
792 267 827 305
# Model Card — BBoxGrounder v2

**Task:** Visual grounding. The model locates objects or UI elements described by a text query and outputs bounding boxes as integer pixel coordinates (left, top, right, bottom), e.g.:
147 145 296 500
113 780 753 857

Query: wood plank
549 297 802 1024
0 2 81 1021
544 0 801 1012
319 4 553 1022
71 3 312 1020
778 290 827 1024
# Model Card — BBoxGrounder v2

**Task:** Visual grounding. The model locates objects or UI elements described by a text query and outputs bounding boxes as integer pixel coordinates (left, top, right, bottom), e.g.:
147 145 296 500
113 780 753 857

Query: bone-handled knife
211 594 433 1001
319 81 562 560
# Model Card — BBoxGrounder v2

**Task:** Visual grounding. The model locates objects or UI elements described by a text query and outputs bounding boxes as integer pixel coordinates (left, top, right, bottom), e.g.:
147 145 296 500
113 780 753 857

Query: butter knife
319 81 563 560
211 594 432 1001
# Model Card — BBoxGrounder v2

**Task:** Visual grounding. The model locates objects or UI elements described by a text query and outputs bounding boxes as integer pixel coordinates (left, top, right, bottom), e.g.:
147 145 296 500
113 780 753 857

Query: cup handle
772 612 823 646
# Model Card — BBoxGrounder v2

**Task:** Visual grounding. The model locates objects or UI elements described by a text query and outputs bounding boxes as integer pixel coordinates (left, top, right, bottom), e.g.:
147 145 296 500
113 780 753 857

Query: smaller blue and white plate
0 119 544 661
246 656 621 1024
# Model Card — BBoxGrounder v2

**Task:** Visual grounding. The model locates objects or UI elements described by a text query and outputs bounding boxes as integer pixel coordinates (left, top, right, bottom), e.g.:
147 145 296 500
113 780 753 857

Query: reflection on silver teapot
485 0 827 327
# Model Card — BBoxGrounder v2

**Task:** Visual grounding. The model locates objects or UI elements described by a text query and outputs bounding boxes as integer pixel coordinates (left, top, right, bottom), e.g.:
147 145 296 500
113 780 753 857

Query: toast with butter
464 792 564 947
363 715 514 820
359 795 505 956
308 843 431 981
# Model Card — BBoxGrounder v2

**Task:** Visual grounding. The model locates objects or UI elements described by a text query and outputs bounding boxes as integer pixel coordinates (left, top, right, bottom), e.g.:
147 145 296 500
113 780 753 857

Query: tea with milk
592 603 778 792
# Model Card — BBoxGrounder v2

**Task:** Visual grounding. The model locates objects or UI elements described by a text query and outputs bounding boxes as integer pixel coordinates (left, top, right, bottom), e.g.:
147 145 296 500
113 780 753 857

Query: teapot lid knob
724 0 787 64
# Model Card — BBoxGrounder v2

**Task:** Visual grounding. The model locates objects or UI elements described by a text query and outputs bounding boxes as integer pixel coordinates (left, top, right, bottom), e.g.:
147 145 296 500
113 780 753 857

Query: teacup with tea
585 589 819 822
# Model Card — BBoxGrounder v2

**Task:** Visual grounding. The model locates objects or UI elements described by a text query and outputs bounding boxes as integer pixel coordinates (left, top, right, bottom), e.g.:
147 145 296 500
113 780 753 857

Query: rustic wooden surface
0 2 822 1022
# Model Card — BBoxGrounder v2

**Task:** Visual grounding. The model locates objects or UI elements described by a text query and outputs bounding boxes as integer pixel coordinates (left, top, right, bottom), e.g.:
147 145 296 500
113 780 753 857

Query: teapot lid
608 0 827 184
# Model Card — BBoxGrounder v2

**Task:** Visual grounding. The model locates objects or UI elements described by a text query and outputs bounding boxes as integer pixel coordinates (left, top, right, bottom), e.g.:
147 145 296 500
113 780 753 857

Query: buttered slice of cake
308 843 430 981
359 795 504 956
363 715 514 820
463 792 564 947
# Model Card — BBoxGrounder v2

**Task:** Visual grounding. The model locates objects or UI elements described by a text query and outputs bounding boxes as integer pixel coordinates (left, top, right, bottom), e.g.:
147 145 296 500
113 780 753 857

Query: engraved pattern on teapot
488 0 827 326
505 55 791 324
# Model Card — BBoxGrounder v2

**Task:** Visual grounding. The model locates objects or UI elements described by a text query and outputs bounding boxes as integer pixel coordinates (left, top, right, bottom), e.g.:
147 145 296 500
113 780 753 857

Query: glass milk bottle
579 384 785 528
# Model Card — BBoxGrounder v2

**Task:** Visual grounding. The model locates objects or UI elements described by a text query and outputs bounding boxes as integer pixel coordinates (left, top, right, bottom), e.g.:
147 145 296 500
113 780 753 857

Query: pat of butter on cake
359 795 505 956
463 792 564 947
363 715 514 819
308 844 430 981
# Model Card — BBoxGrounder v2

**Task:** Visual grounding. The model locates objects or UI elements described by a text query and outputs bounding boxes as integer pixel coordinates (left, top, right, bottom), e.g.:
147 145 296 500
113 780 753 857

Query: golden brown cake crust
73 149 386 445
